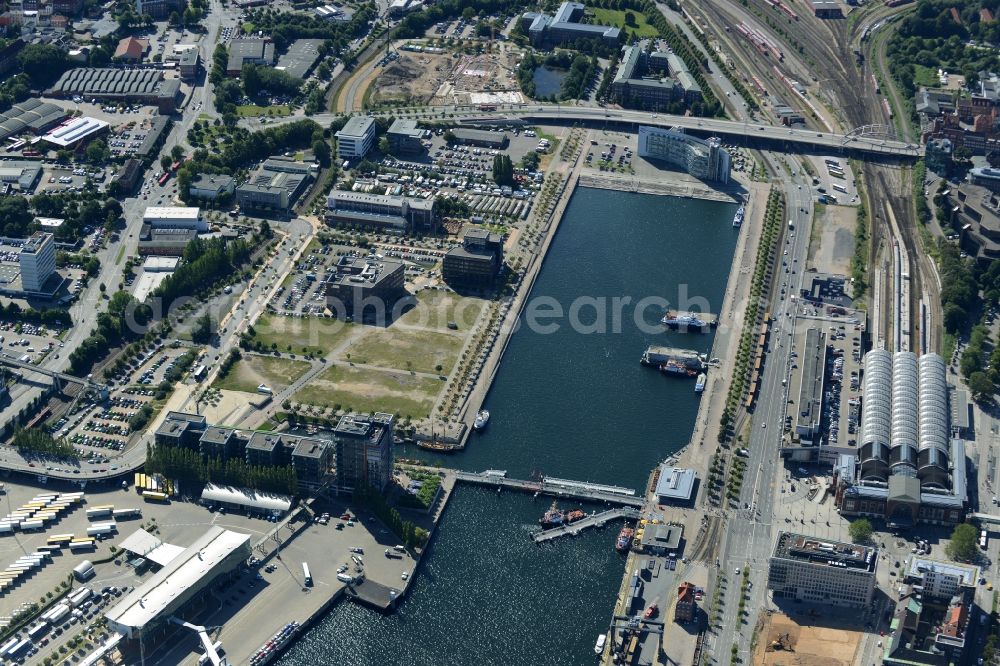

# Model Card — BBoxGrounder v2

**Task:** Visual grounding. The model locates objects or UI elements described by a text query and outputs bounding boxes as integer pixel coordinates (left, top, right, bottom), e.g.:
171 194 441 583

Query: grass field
342 328 463 375
294 364 441 419
214 355 312 393
590 7 659 38
912 64 940 88
398 290 487 332
248 314 354 356
236 104 292 117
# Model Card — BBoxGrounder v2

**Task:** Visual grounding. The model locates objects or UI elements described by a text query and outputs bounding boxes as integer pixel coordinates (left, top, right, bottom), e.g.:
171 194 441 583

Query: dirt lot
371 51 458 106
752 610 863 666
807 203 857 276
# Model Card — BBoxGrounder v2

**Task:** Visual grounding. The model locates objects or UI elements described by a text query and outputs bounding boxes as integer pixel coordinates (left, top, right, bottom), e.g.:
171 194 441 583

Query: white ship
474 410 490 430
732 206 745 227
695 373 707 393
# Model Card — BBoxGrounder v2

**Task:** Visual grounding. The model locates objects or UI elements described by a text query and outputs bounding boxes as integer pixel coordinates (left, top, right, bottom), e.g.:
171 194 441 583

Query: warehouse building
200 484 292 516
235 158 313 213
143 206 206 231
46 68 182 113
41 116 110 148
637 126 730 184
104 526 252 641
449 128 508 149
226 38 275 75
325 256 407 322
767 532 877 608
834 351 966 526
611 41 702 109
326 190 437 233
335 116 376 159
275 39 323 79
520 2 621 48
386 118 428 155
0 161 42 193
0 98 66 144
442 227 504 288
809 0 842 18
188 174 235 201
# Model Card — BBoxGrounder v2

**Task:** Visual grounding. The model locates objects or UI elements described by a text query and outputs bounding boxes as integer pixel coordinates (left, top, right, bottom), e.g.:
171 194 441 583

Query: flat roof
773 531 877 572
119 528 162 558
41 116 111 147
905 557 979 587
796 327 827 431
337 116 375 139
143 206 200 220
142 256 179 270
653 465 696 500
275 38 324 79
105 526 251 632
35 217 64 228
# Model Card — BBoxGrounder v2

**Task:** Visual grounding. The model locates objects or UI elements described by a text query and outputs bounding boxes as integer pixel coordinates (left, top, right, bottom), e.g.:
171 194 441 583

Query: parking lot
0 319 64 367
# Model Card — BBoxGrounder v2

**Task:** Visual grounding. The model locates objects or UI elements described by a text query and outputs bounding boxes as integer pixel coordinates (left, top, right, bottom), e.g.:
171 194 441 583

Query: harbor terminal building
767 532 877 608
637 126 731 184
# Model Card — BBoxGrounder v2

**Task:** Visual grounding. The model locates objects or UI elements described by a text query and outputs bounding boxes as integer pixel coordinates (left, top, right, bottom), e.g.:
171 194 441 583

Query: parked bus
113 508 141 520
302 562 312 587
142 491 169 503
158 172 170 186
981 530 988 550
47 534 74 547
832 183 848 194
824 159 840 168
69 538 96 551
86 505 114 519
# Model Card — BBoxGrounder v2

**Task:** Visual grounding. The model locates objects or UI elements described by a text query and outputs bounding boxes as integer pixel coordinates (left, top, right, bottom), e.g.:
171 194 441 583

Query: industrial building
226 38 275 75
809 0 843 18
834 351 966 526
611 41 702 109
235 158 313 213
653 465 696 505
137 226 197 256
442 227 504 288
334 412 394 492
46 68 182 113
637 126 731 184
325 190 437 233
275 39 324 79
335 116 376 159
324 256 407 321
767 532 877 608
386 118 429 155
0 99 66 144
143 206 206 231
19 231 56 293
104 526 252 641
448 128 508 149
520 2 621 48
0 161 42 193
188 174 235 201
40 116 111 148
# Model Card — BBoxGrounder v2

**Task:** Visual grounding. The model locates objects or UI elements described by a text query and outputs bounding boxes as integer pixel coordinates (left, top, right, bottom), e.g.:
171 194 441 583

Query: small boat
695 373 706 393
594 633 606 655
416 440 460 452
565 509 586 524
616 524 635 552
733 205 745 227
474 410 490 430
643 603 658 619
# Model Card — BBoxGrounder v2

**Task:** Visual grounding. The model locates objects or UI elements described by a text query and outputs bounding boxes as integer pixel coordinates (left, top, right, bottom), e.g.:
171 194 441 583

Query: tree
191 312 212 343
378 136 391 155
160 155 173 171
17 44 70 87
312 139 331 167
462 6 475 20
945 523 979 561
85 139 110 165
171 145 185 162
969 371 995 403
848 518 873 543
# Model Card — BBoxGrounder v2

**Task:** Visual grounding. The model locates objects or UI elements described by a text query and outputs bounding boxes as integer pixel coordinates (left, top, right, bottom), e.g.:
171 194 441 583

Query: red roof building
114 37 149 62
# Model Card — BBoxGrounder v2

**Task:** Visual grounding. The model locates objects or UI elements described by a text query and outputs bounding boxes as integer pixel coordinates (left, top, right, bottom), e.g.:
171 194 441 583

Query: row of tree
354 482 429 548
68 291 151 376
145 444 299 496
12 428 76 458
151 236 254 310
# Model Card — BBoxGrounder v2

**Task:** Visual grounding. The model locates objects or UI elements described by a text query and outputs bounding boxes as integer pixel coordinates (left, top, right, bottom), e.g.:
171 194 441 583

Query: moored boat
474 410 490 430
616 524 635 552
695 373 706 393
594 634 607 655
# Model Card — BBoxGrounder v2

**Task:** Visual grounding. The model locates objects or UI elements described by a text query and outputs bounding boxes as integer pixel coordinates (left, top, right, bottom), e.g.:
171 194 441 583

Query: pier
454 470 644 508
532 507 642 543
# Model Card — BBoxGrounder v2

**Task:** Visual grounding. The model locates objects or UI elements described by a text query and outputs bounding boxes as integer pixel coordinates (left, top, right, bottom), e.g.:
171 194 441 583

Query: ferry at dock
661 310 717 331
732 206 745 227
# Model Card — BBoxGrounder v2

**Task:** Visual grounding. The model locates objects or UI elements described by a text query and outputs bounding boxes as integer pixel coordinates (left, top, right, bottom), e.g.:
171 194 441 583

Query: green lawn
294 364 441 419
236 104 292 117
590 7 659 38
342 328 463 375
248 314 354 357
912 64 941 88
214 355 312 393
398 290 487 332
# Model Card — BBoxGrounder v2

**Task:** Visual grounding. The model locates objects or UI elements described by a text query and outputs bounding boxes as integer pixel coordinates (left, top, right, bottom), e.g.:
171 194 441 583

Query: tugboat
539 505 566 528
474 410 490 430
616 524 635 552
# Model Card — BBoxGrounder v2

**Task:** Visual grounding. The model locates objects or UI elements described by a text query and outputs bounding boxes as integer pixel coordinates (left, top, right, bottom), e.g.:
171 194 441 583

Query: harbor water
278 187 739 665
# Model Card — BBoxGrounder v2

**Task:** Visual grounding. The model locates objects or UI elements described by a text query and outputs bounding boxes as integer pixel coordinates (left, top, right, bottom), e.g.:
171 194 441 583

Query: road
706 154 814 664
254 105 919 157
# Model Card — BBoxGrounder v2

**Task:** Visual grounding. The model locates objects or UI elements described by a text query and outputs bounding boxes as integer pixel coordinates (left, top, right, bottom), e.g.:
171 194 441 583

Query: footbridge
454 470 644 508
0 353 107 398
532 507 642 543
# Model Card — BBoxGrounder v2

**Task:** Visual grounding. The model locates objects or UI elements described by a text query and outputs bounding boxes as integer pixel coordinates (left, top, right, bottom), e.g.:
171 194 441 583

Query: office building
386 118 428 155
634 523 682 556
134 0 183 19
767 532 877 608
19 232 55 293
143 206 206 231
235 158 313 213
637 126 731 184
178 49 200 80
675 582 697 623
834 351 966 526
335 116 376 159
970 166 1000 193
883 585 973 666
137 226 197 257
226 38 275 75
653 465 696 504
154 411 207 449
520 2 621 48
903 558 979 599
188 174 235 201
442 227 504 288
326 190 437 232
611 41 702 109
334 412 394 492
325 256 406 321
